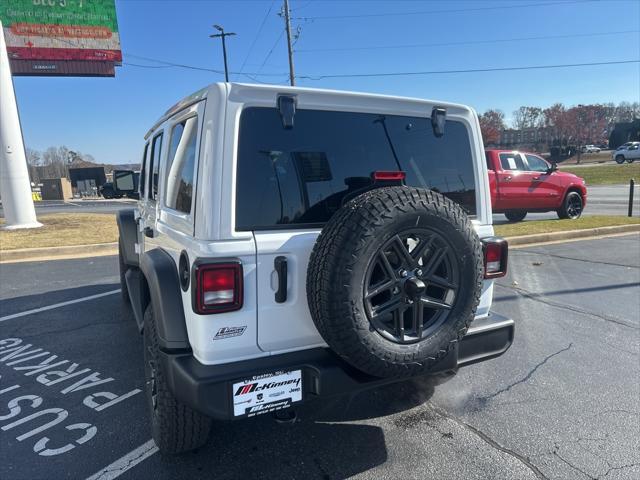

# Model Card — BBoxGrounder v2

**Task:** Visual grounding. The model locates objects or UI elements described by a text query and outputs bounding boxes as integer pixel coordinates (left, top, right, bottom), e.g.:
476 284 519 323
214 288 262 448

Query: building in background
40 178 73 200
69 166 106 196
499 127 554 151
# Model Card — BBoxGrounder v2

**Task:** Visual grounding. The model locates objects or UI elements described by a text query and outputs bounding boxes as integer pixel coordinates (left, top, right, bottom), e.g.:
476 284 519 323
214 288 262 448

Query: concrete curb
0 242 118 263
506 224 640 246
1 224 639 263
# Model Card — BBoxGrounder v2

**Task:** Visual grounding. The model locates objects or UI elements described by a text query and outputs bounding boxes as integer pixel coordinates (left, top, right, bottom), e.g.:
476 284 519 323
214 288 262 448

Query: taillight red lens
372 171 406 181
483 238 508 279
194 263 243 314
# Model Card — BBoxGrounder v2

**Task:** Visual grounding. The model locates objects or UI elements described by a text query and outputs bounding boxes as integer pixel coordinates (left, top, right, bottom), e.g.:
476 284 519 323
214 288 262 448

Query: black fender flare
140 249 190 351
116 209 139 267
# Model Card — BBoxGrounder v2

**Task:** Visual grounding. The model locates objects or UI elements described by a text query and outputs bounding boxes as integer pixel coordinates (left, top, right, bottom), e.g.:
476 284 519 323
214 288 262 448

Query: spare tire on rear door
307 186 483 378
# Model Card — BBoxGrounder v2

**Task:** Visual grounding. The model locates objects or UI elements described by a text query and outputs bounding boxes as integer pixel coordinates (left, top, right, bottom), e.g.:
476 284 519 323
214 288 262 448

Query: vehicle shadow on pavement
0 283 122 318
308 375 439 422
154 378 440 479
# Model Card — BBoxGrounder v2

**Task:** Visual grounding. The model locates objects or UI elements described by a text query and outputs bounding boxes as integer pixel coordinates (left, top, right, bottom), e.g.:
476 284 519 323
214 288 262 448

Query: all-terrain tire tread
307 186 483 378
144 305 211 454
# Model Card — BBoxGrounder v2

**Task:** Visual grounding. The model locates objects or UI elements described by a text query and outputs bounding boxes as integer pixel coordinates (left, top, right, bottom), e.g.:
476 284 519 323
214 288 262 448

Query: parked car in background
485 149 587 222
582 145 601 153
613 142 640 164
99 182 122 199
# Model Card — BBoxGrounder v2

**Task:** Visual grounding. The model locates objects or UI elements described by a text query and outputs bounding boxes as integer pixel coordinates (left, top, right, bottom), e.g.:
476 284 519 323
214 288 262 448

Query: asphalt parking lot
1 234 638 480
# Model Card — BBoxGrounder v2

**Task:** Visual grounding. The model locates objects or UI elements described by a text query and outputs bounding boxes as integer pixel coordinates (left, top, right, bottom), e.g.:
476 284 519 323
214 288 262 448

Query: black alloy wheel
566 193 583 219
363 229 459 344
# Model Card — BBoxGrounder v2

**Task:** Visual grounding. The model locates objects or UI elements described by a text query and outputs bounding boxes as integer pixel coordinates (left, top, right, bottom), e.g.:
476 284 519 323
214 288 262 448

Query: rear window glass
236 107 476 230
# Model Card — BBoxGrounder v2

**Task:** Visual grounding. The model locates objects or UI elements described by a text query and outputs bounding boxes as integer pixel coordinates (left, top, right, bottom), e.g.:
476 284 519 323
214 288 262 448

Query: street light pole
210 25 236 82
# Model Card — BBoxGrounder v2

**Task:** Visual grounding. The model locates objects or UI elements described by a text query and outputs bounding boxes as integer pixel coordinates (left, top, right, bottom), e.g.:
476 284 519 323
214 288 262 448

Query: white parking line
85 440 158 480
0 289 121 322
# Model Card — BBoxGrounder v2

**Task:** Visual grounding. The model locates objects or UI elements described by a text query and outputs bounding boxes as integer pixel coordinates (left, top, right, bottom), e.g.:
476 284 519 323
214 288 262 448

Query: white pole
0 20 41 230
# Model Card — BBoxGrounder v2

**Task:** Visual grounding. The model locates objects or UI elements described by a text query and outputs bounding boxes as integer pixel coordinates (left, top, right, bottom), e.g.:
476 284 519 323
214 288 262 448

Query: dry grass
494 215 640 237
560 150 612 165
0 213 118 250
2 212 638 252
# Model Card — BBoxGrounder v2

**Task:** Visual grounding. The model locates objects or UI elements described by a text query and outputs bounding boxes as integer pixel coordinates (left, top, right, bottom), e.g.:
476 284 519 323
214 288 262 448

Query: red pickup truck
485 149 587 222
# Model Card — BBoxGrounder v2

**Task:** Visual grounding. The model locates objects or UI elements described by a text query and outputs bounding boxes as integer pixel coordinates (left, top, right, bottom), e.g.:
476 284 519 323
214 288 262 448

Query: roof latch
431 106 446 138
278 95 297 129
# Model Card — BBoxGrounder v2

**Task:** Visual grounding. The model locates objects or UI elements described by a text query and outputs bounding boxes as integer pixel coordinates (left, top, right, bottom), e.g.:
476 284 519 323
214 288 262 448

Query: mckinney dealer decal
235 377 301 396
213 326 246 340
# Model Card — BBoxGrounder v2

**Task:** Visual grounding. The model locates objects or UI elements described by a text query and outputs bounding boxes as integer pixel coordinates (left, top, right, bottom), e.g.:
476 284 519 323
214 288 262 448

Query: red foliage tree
479 109 506 145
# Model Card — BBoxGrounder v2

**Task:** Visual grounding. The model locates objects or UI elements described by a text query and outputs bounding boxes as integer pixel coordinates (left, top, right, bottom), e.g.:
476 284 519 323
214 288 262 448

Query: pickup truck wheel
307 186 483 378
557 191 583 219
143 304 211 454
118 239 129 304
615 155 625 164
504 210 527 222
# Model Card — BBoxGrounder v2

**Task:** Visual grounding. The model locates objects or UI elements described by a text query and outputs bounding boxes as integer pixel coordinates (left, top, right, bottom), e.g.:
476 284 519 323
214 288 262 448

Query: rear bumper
160 312 514 420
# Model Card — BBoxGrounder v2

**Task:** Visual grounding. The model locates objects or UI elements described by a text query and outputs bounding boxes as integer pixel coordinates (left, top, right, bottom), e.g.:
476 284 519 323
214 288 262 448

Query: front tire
557 191 583 219
615 155 625 164
143 304 211 454
504 210 527 222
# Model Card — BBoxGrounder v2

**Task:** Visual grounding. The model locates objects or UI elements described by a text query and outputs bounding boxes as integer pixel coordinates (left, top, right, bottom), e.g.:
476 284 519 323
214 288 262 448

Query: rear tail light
194 262 243 314
482 237 508 279
372 171 406 181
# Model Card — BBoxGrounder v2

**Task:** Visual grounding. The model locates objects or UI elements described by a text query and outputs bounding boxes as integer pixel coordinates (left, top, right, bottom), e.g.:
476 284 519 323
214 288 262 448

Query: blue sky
13 0 640 164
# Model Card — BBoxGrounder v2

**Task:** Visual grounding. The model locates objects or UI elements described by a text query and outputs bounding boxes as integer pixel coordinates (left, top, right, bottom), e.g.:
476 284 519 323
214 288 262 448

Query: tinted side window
499 153 525 171
140 143 149 197
525 154 548 172
165 117 198 214
149 133 163 200
236 107 476 230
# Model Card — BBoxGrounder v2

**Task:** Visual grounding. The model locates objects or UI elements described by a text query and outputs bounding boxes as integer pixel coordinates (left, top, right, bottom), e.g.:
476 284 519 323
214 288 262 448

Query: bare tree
512 106 544 130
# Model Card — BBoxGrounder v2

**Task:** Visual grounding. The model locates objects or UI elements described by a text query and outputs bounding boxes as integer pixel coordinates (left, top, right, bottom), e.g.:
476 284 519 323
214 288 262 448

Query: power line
296 29 639 53
292 0 597 21
297 59 640 80
257 28 285 73
124 53 285 77
239 0 276 73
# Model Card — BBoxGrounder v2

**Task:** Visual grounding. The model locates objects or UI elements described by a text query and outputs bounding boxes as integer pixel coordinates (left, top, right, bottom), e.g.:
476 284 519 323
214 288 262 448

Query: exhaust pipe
273 408 297 424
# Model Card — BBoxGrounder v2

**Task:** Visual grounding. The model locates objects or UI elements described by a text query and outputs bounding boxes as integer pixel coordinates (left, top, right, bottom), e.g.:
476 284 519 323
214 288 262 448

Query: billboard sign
1 0 121 76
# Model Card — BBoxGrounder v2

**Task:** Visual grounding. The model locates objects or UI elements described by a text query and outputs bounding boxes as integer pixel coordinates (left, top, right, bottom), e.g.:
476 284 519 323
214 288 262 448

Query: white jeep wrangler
116 83 513 454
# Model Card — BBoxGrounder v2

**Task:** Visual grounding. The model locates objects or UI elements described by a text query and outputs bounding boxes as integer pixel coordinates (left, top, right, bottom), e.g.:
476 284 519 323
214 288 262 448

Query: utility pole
283 0 295 86
210 24 236 82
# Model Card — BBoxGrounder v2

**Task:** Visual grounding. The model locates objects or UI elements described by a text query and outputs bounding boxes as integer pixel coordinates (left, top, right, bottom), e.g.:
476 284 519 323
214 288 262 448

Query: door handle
532 176 541 181
274 256 288 303
503 175 512 181
143 226 154 238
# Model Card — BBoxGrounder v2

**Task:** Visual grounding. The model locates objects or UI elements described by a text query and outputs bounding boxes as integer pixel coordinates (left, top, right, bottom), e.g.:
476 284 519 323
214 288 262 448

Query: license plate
232 370 302 417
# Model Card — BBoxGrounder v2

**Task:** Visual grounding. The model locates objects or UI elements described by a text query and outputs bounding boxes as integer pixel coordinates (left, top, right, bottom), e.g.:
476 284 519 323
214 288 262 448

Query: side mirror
546 163 558 174
113 170 136 193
